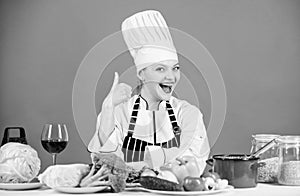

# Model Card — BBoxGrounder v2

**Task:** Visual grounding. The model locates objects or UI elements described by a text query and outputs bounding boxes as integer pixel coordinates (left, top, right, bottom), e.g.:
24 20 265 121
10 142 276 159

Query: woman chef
88 10 210 172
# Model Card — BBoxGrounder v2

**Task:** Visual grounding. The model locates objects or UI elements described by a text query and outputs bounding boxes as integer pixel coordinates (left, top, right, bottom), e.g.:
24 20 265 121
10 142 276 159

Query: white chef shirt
88 95 210 172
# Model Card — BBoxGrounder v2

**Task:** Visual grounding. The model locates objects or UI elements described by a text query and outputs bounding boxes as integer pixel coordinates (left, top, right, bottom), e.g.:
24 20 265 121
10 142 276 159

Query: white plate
0 182 43 190
142 185 234 195
126 182 141 187
53 186 109 194
125 183 143 191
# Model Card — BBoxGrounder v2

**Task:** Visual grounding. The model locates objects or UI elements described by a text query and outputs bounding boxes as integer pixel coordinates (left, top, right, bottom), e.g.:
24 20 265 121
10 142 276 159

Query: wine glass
41 123 68 165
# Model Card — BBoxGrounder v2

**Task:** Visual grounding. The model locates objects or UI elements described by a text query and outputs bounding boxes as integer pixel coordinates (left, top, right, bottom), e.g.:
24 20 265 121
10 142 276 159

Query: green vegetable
80 153 128 192
0 142 41 183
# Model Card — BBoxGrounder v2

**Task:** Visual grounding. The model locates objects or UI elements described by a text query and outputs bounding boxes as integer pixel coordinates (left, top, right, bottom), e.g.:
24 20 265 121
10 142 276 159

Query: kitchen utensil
206 154 264 188
1 127 27 146
246 138 277 159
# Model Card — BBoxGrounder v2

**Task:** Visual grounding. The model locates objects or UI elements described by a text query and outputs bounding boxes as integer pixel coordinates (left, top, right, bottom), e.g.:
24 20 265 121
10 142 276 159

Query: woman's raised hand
102 72 132 108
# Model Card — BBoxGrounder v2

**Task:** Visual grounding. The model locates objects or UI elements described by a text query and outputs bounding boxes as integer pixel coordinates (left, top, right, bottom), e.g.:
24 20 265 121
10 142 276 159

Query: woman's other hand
103 72 132 108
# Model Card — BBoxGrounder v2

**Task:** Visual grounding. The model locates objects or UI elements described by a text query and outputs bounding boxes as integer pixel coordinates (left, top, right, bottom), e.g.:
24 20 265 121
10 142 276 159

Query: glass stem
52 154 57 165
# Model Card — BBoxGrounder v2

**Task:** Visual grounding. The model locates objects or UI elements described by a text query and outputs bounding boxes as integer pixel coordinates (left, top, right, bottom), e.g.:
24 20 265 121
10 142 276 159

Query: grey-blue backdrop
1 0 300 171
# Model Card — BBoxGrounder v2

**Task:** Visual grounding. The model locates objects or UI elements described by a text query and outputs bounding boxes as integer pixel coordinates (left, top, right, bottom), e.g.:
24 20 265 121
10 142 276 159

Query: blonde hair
131 79 143 96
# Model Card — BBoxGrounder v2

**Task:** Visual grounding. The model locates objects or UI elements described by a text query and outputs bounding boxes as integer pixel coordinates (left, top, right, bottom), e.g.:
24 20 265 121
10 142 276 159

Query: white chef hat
121 10 178 75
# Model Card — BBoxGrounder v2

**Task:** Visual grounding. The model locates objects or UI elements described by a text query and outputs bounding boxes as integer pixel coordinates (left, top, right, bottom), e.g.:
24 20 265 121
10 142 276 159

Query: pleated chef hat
121 10 178 74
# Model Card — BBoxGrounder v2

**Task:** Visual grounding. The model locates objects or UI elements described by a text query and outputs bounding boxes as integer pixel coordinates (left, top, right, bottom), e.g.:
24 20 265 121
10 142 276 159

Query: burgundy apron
121 96 181 162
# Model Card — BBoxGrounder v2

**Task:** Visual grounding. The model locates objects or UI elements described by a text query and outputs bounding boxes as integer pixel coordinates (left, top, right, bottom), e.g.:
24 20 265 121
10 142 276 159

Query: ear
137 69 145 81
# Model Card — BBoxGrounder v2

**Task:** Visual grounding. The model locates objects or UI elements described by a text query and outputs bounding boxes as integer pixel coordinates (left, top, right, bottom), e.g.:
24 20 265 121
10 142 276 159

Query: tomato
183 177 205 191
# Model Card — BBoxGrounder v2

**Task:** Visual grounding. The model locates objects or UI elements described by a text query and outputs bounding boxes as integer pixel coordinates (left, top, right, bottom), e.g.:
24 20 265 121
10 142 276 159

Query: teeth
160 84 172 87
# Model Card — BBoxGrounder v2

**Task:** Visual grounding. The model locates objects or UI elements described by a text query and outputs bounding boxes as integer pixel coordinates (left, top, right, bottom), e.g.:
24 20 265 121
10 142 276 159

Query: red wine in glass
41 124 68 165
41 139 68 154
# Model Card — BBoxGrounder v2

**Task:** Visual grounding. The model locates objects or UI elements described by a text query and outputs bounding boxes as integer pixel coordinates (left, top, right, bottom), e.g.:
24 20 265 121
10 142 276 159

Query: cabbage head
0 142 41 183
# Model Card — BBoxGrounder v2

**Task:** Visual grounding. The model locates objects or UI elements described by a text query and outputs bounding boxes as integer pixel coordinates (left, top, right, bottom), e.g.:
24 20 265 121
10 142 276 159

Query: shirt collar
138 95 167 111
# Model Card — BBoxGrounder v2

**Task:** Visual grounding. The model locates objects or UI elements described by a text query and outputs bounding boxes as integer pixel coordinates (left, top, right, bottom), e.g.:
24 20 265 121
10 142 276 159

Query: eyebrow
154 63 179 67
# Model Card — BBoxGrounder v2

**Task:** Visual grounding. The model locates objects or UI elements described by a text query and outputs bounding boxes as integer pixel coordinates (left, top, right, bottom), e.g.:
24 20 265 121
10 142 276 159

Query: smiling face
138 60 180 102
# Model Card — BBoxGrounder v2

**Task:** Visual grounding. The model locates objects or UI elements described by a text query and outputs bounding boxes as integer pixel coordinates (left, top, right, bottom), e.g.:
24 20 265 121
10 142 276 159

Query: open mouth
159 83 172 94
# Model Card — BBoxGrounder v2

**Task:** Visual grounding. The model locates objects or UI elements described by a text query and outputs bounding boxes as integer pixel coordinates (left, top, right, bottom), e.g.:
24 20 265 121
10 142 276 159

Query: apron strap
127 96 141 136
166 101 182 137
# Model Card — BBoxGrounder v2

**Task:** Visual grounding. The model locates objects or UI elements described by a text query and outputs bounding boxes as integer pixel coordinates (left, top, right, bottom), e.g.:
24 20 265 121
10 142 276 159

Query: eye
156 67 165 72
173 66 180 71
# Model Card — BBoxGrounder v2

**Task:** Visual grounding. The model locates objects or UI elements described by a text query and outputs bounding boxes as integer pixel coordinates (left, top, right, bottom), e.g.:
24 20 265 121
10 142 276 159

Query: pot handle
206 158 214 167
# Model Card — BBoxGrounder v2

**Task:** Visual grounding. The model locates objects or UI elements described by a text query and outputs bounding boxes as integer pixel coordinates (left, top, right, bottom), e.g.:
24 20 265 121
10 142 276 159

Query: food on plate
215 178 229 190
201 171 220 181
126 166 158 184
156 170 179 184
126 166 144 183
140 176 182 191
201 171 229 190
201 171 228 190
79 152 128 192
36 152 229 193
182 176 228 191
183 176 205 191
38 164 90 188
203 177 216 191
0 142 41 183
161 155 200 184
139 167 181 191
139 157 229 192
38 153 139 192
140 168 157 178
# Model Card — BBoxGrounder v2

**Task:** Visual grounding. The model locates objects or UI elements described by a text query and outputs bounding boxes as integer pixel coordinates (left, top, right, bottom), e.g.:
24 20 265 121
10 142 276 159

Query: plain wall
1 0 300 171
